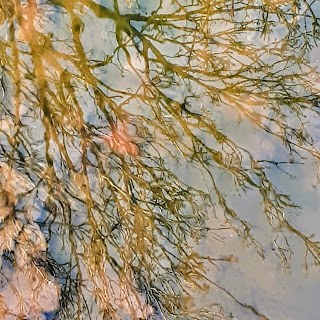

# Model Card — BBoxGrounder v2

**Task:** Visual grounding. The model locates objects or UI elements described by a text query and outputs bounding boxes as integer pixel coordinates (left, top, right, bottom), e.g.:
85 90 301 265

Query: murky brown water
0 0 319 319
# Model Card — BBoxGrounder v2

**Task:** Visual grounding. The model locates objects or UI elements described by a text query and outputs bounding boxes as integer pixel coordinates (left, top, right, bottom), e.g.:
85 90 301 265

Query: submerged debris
100 120 139 157
0 163 60 318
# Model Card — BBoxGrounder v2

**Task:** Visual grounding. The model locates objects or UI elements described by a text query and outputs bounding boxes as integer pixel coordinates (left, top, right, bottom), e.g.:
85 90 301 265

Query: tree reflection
0 0 319 319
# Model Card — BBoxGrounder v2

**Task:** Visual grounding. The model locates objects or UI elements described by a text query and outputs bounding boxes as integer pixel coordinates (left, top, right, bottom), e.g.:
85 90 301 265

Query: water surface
0 0 319 319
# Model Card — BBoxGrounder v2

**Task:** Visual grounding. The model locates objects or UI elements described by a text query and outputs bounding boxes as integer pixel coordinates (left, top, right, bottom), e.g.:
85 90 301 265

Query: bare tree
0 0 319 319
